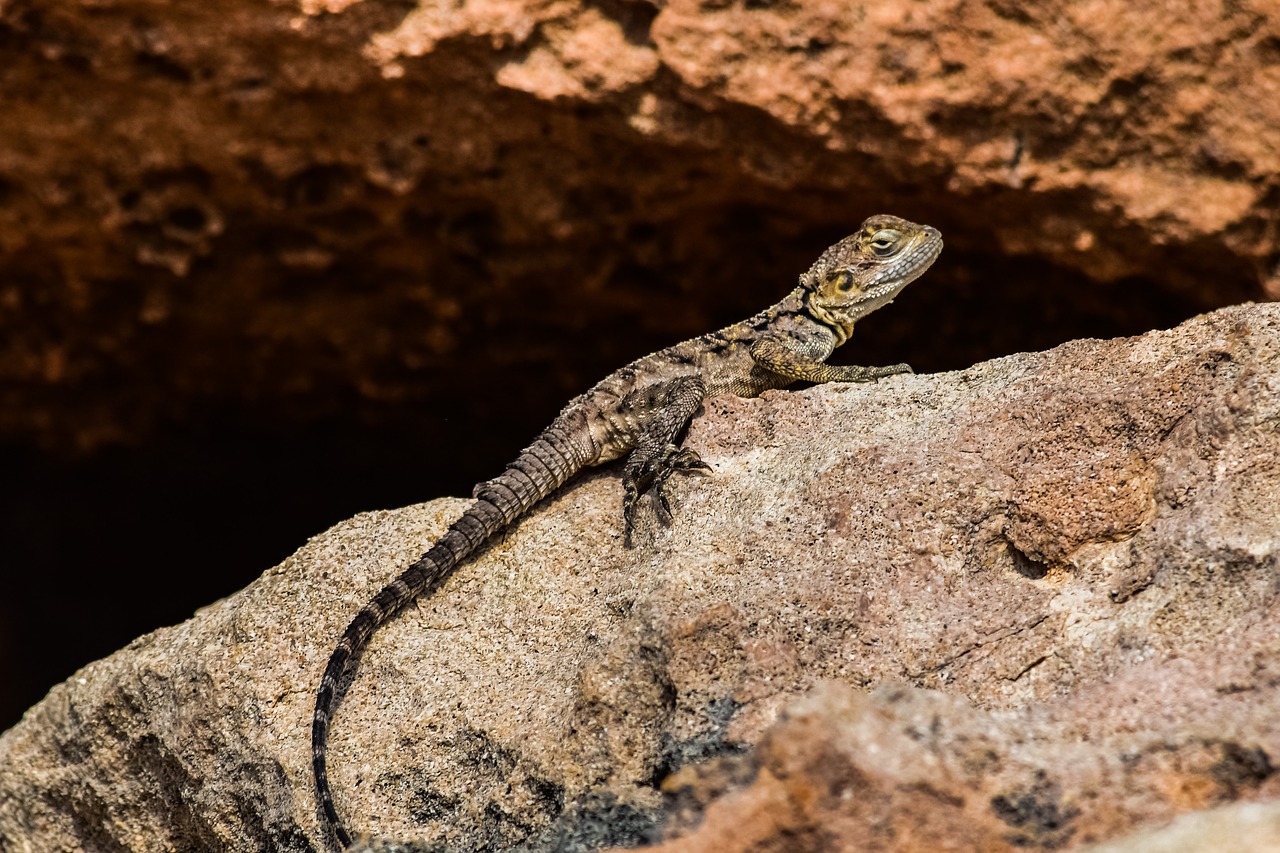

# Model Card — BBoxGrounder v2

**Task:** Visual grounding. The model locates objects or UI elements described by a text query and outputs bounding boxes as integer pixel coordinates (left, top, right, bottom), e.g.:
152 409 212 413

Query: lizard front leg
620 375 711 546
749 336 912 383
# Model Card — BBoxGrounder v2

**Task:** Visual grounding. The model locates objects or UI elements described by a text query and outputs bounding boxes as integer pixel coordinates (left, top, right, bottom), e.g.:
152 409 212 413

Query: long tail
312 418 596 847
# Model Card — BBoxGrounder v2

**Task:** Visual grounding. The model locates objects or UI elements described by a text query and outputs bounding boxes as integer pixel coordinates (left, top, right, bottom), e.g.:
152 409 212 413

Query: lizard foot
654 447 713 524
624 445 712 544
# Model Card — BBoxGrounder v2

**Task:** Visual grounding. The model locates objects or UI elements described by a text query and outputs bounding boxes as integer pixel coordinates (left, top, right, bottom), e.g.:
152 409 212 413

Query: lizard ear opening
815 269 862 304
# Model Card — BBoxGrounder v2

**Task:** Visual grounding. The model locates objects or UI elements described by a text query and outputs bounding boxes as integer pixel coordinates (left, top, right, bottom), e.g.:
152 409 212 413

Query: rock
1 303 1278 851
2 0 1277 451
614 683 1278 853
1082 801 1280 853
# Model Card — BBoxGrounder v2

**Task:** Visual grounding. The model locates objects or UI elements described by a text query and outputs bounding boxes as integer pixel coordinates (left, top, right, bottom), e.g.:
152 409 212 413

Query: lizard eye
868 229 901 256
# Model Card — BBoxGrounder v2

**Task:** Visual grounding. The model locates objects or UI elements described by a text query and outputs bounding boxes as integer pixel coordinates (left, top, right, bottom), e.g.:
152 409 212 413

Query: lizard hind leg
620 375 709 546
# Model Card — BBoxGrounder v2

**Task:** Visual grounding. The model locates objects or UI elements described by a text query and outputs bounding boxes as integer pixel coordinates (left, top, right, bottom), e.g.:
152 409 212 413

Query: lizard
311 213 943 848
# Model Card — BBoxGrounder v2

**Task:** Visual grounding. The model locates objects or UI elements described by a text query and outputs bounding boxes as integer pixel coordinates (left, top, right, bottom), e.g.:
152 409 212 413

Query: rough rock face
1 303 1277 851
613 685 1280 853
2 0 1277 451
8 0 1278 748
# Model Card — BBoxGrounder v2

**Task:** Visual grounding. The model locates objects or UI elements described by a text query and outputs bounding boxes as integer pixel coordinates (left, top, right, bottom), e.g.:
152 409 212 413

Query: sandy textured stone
1 303 1278 851
1081 801 1280 853
2 0 1278 452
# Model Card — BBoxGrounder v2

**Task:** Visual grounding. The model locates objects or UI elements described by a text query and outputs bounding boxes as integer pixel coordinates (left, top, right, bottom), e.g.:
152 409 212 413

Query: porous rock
1 303 1278 851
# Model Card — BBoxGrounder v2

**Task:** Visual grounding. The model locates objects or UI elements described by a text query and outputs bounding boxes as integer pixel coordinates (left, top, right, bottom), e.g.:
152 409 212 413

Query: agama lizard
312 214 943 847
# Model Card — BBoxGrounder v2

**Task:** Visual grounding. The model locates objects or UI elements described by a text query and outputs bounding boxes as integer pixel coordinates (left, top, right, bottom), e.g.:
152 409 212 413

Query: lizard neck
757 287 852 350
800 292 854 347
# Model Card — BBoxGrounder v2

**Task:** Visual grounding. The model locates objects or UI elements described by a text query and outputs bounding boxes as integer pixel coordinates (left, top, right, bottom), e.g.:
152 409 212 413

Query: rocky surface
1 303 1277 851
1082 802 1280 853
8 0 1279 749
2 0 1278 452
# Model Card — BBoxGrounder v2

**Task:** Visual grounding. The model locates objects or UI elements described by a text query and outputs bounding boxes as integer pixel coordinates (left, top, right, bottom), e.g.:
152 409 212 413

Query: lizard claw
622 480 640 548
655 488 674 525
669 447 712 473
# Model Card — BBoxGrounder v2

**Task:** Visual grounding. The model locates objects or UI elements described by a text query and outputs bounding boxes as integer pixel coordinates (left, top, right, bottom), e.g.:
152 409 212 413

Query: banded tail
312 417 597 847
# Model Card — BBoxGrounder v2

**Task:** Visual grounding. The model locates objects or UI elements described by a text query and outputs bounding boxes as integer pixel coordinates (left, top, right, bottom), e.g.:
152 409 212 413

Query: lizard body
312 214 943 847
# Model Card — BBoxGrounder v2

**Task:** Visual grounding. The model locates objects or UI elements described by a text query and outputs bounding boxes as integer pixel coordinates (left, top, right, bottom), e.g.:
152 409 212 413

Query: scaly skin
312 214 943 848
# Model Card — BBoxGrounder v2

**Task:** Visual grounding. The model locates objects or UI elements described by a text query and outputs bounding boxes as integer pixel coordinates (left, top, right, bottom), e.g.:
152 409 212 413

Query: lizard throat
803 297 855 346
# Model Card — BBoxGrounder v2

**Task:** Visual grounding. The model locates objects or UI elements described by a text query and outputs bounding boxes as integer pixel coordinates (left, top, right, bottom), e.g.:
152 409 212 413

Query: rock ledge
2 304 1278 852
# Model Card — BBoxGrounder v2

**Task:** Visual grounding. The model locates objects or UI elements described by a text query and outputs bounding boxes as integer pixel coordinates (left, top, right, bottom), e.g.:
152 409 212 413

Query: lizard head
804 214 942 328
